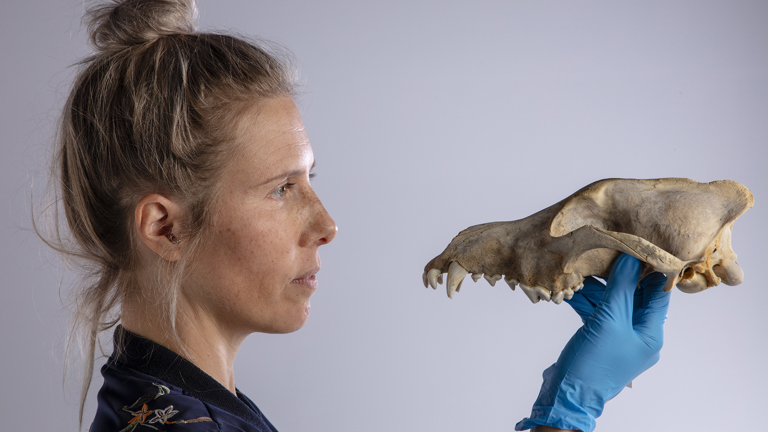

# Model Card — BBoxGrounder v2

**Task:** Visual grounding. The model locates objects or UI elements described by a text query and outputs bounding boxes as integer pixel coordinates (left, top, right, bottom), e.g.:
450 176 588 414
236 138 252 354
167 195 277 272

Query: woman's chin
261 303 311 334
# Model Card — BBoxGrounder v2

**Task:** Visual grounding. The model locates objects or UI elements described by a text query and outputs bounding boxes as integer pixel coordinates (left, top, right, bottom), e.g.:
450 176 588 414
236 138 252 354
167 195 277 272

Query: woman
46 1 670 431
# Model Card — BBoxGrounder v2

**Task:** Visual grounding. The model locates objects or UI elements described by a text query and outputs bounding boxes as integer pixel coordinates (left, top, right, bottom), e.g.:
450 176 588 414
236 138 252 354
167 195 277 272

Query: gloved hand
515 254 671 432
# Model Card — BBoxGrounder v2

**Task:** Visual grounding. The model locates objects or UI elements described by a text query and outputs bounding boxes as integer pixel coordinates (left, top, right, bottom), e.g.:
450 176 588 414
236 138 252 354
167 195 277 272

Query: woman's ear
135 194 185 261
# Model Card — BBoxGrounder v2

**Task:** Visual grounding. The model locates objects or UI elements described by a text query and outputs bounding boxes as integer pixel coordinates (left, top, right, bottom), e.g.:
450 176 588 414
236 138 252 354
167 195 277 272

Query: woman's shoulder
91 362 221 431
89 331 278 432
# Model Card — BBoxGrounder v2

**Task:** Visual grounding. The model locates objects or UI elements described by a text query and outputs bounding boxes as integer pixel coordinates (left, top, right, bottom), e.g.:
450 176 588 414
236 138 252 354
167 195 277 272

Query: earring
167 233 182 244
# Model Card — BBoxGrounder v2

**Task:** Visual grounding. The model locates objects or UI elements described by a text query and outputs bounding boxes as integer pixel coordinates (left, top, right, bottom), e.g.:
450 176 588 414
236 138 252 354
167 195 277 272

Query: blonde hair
38 0 296 425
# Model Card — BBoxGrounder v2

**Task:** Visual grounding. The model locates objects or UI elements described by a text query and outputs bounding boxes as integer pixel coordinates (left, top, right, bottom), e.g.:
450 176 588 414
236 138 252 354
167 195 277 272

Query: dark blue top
90 326 278 432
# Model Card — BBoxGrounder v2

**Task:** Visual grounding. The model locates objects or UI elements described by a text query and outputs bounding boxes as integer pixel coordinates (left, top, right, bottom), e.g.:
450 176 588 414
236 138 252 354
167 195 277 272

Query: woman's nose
315 204 337 246
303 192 337 247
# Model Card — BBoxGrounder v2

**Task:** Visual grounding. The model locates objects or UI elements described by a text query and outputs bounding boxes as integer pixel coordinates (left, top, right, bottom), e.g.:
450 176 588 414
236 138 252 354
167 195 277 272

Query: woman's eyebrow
260 161 316 185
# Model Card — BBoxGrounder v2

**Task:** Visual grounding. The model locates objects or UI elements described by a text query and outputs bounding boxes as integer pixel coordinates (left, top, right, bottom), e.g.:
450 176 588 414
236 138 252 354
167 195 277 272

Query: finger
593 254 642 325
641 272 670 311
632 273 664 326
633 283 643 313
565 276 605 323
578 276 606 308
633 272 671 340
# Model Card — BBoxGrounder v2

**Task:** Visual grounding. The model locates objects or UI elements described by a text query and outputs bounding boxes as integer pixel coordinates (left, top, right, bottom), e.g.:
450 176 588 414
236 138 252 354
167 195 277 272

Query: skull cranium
422 178 753 304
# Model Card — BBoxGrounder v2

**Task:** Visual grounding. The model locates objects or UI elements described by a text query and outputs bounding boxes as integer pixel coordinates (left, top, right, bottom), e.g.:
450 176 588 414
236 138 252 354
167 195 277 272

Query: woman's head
64 0 296 276
151 97 337 339
45 0 334 421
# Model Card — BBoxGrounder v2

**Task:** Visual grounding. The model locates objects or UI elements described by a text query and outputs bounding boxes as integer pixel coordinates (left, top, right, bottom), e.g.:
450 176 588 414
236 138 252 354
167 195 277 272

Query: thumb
565 276 605 324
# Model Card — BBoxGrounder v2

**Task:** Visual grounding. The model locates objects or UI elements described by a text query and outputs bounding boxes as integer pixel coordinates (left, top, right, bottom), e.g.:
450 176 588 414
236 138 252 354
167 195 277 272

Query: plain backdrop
1 1 766 431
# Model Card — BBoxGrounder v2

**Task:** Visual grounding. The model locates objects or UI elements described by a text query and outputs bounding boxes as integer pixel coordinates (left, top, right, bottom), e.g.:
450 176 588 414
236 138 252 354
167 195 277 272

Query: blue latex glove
515 254 671 432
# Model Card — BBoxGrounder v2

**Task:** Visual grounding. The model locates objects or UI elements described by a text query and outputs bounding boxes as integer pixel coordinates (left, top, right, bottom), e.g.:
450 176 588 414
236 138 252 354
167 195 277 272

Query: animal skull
422 178 753 304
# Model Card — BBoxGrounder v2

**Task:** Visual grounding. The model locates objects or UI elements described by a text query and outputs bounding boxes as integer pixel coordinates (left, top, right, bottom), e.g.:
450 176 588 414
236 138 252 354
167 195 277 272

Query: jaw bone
422 178 753 303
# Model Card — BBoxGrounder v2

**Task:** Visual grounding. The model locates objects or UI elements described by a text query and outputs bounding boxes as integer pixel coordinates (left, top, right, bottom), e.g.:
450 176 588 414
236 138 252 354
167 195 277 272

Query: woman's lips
292 273 318 290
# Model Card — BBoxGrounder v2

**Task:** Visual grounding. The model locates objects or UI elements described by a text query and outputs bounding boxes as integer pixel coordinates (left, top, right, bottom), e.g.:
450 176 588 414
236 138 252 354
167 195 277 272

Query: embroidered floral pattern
119 384 214 431
128 404 155 424
149 405 179 424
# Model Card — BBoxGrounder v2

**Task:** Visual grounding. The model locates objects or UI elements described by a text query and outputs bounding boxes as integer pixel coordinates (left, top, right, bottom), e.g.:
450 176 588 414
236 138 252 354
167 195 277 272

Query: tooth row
422 264 584 304
422 264 503 297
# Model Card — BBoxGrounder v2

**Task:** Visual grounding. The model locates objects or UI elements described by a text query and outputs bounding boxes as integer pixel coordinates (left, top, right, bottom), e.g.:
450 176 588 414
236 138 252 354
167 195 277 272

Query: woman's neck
121 293 246 394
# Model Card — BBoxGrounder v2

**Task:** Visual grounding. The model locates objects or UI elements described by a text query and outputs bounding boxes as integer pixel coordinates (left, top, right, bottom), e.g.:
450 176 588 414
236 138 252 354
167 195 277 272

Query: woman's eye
272 183 295 198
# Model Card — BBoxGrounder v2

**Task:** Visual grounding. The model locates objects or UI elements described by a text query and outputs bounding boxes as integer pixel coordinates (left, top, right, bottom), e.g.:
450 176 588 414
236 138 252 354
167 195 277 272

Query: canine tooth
484 274 501 286
552 290 565 304
505 276 518 290
446 261 468 299
427 269 441 290
422 271 428 288
564 288 574 300
471 273 482 282
519 284 541 304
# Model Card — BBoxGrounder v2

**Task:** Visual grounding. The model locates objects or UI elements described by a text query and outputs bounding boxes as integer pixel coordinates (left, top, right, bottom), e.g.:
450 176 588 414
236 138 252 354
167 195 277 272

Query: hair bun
86 0 198 52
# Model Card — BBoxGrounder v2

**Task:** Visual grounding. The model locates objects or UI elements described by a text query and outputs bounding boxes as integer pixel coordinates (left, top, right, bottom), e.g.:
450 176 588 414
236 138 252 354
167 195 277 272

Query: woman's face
183 97 337 337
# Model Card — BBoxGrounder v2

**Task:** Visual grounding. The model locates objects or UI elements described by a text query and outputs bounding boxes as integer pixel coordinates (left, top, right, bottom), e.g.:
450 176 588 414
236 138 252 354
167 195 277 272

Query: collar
110 325 264 424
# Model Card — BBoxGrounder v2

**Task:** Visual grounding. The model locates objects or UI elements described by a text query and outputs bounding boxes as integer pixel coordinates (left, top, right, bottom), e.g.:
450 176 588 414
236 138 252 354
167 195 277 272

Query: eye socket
681 267 696 281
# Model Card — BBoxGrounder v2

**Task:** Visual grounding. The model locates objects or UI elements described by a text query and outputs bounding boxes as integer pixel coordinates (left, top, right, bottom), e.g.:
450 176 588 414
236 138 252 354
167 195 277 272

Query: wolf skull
422 178 753 304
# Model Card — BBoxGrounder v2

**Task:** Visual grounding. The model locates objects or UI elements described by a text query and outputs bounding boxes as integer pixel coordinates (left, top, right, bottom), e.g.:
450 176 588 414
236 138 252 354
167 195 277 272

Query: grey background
2 1 766 431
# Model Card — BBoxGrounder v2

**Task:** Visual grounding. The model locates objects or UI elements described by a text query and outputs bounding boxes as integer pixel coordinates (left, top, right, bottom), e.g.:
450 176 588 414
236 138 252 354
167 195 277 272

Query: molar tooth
427 269 441 290
446 261 468 299
422 271 428 288
471 273 482 282
484 274 501 286
519 284 541 304
504 276 518 291
552 290 565 304
573 282 584 292
564 288 574 300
